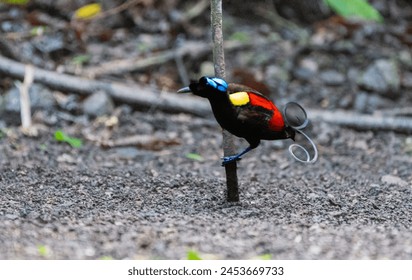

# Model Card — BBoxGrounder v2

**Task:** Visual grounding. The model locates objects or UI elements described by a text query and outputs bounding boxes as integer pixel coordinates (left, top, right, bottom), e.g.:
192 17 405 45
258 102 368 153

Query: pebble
381 175 408 187
358 59 400 95
3 83 56 112
401 72 412 89
32 32 65 54
319 70 346 86
112 147 141 160
82 91 114 117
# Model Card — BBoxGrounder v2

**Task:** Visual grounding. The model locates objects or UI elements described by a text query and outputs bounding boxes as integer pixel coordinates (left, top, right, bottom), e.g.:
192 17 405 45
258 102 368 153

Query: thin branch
20 65 34 130
211 0 239 202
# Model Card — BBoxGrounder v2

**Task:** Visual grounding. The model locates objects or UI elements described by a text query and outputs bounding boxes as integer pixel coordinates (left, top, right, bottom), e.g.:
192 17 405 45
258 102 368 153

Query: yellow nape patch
229 91 250 106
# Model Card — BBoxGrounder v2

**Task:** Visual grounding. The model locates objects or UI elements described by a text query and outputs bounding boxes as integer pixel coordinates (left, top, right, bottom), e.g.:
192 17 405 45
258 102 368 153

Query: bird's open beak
177 86 191 93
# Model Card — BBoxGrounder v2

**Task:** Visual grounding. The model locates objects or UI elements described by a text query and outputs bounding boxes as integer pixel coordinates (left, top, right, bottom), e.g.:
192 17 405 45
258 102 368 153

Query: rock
353 91 388 113
401 72 412 89
293 58 318 81
32 32 65 54
82 91 114 117
353 92 369 113
3 83 56 113
381 175 408 187
319 70 346 86
399 50 412 69
358 59 400 95
111 147 142 160
54 93 81 113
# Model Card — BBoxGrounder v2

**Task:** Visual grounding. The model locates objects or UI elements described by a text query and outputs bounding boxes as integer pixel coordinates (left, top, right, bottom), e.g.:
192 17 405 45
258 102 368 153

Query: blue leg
221 146 253 166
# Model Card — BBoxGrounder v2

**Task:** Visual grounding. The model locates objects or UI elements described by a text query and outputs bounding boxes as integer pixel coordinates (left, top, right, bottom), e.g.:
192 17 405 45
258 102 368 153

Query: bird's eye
205 77 228 92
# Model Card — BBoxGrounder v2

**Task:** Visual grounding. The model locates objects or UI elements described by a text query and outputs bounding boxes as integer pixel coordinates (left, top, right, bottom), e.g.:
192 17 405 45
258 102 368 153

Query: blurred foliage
0 0 29 4
185 153 204 161
187 250 202 260
37 245 48 257
54 130 83 148
324 0 383 22
73 3 102 20
229 31 251 43
71 54 92 66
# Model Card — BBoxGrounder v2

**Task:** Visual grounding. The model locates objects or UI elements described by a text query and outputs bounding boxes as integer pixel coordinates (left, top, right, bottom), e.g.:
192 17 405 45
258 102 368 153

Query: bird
178 76 296 166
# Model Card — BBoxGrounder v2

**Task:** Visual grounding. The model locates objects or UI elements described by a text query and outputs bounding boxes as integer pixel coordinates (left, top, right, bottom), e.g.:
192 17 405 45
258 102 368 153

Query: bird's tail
283 102 318 163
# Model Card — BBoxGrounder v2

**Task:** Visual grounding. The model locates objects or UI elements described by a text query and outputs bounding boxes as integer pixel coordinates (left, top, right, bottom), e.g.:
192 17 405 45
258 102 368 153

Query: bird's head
177 76 228 98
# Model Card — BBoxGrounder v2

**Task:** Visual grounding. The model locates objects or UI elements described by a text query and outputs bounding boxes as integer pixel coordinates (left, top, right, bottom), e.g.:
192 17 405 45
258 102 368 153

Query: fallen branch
0 55 210 117
1 56 411 134
81 40 255 78
309 109 412 134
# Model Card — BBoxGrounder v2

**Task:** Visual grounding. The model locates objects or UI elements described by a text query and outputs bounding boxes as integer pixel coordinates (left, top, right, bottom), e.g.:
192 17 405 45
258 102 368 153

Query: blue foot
221 155 242 166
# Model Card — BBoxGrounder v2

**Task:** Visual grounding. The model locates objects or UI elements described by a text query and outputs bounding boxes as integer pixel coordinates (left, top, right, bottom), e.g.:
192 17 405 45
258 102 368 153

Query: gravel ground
1 110 412 259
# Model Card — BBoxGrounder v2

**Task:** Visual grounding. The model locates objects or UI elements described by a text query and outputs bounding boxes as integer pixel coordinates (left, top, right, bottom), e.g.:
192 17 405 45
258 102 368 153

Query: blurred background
0 0 411 119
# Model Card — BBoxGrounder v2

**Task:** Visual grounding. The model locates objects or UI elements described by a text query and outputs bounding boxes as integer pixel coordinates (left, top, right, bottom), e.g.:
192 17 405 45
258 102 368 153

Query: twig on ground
19 65 35 135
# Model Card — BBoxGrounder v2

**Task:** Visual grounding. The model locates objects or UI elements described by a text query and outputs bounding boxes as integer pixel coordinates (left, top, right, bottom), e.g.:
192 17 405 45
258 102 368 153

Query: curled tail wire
283 102 318 163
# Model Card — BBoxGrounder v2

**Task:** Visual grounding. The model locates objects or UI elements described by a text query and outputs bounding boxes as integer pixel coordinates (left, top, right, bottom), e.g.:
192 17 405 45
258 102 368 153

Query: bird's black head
177 76 228 98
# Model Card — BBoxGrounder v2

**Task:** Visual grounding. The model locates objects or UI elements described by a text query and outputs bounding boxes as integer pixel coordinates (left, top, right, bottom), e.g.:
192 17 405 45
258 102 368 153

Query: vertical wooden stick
20 64 34 130
210 0 239 202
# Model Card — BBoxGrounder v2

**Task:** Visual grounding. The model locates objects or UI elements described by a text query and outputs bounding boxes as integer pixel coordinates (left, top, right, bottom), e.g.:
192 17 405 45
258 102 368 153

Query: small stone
399 50 412 69
112 147 141 160
293 67 315 81
381 175 408 187
293 58 318 81
32 32 65 54
358 59 400 95
401 72 412 89
353 92 369 113
82 91 114 117
4 83 56 112
319 70 345 86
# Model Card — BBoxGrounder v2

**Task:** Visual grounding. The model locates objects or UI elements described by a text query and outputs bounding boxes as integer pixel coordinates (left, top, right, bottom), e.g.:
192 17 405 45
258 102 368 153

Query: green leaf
37 245 48 257
185 153 204 161
54 130 83 148
259 254 272 260
187 250 202 260
54 130 65 141
99 256 114 260
30 26 47 36
0 0 30 5
72 54 91 66
229 31 251 43
324 0 383 22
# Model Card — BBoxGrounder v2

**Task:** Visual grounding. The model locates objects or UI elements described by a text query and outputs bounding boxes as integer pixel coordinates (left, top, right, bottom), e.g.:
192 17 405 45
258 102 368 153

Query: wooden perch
0 55 210 117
